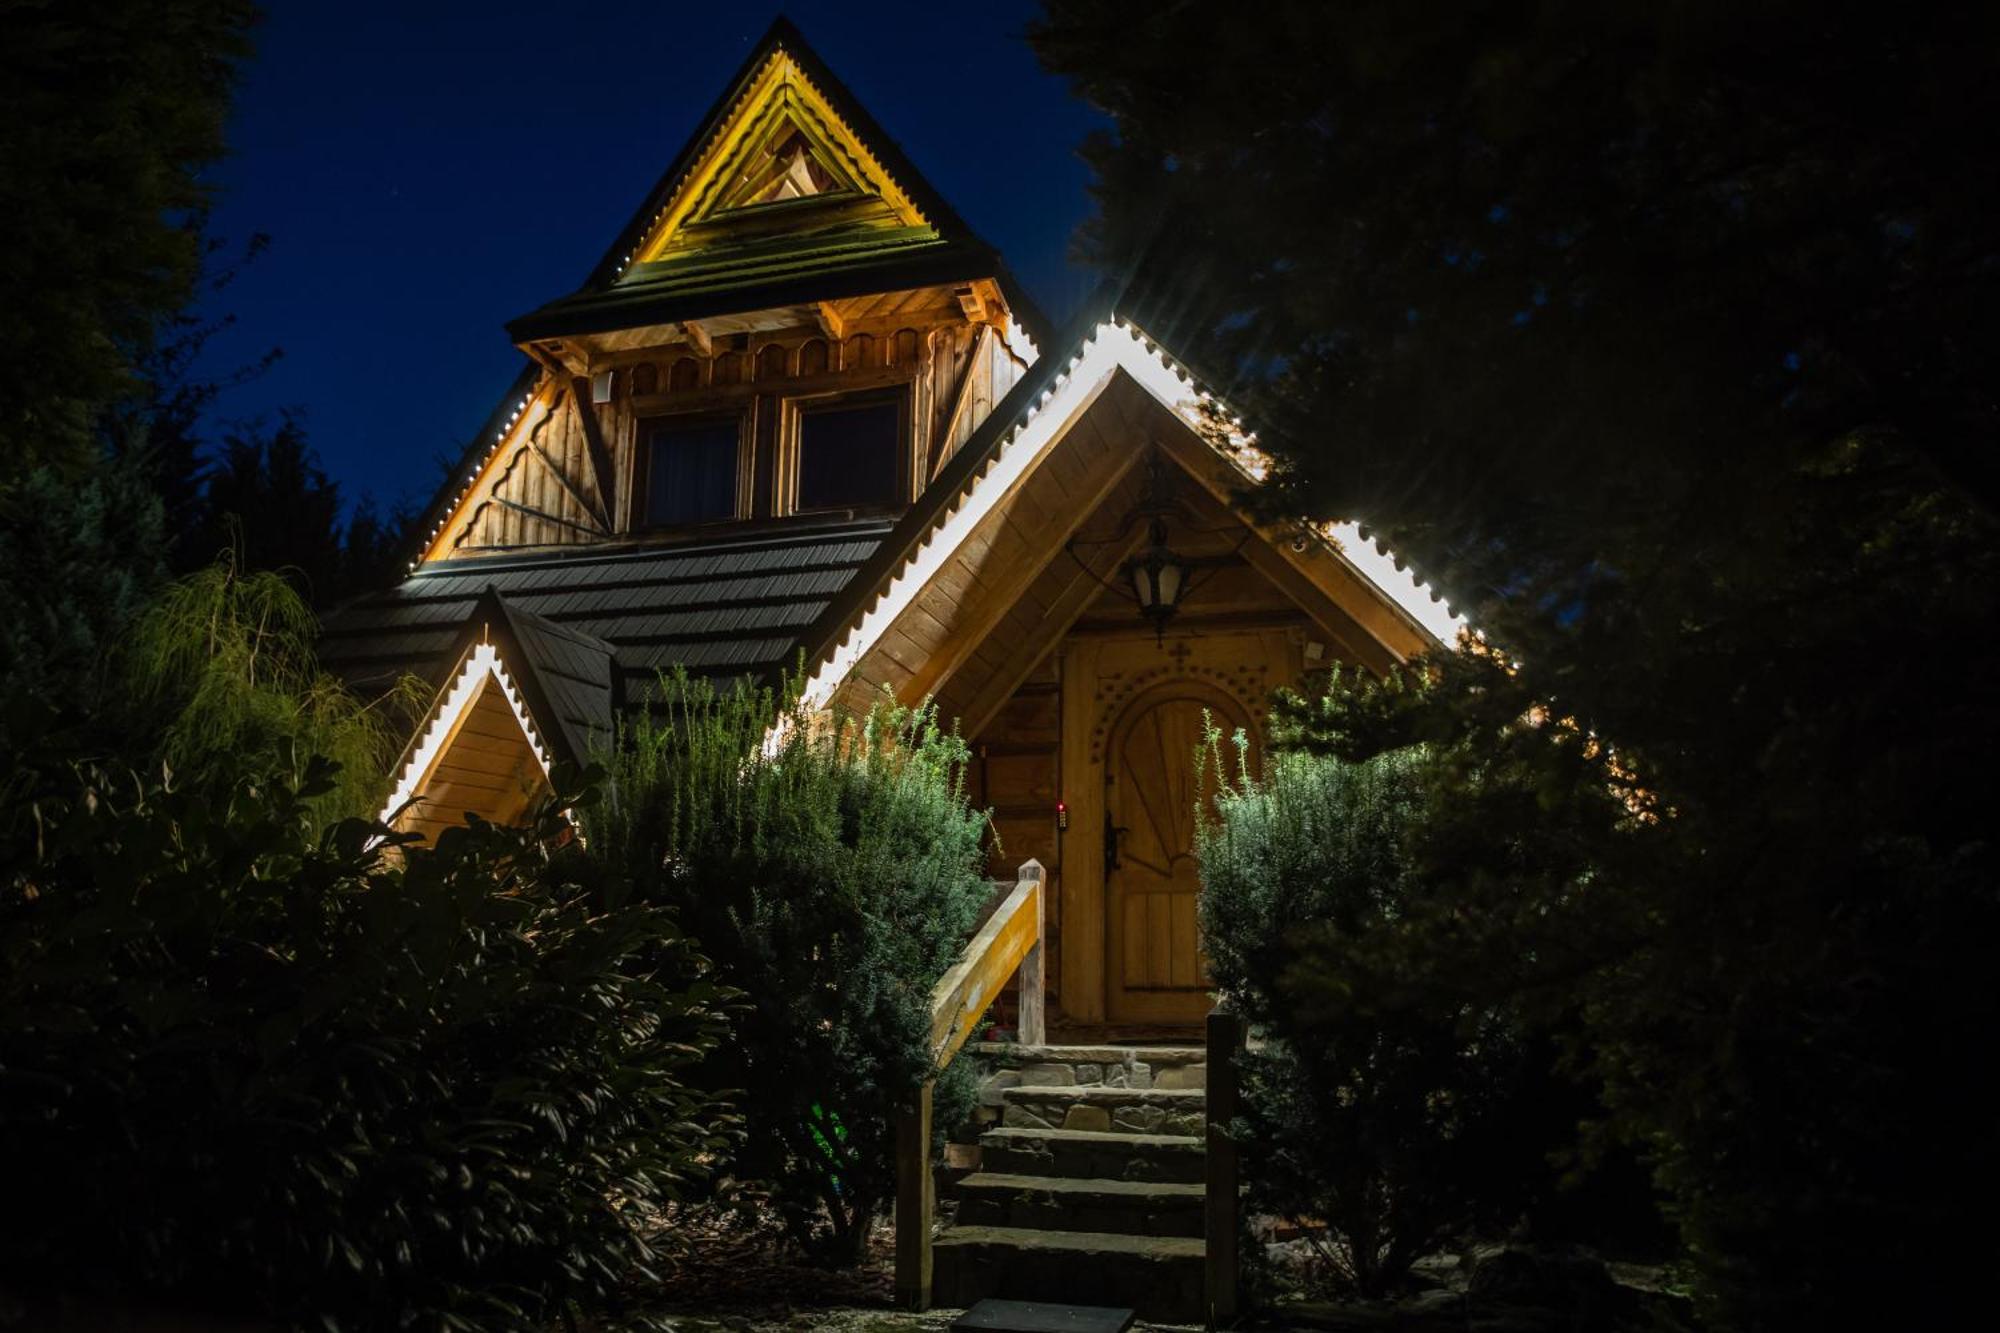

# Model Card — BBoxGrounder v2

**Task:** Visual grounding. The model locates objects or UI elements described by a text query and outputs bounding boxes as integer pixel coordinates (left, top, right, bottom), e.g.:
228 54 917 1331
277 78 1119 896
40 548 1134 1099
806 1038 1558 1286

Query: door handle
1104 812 1130 876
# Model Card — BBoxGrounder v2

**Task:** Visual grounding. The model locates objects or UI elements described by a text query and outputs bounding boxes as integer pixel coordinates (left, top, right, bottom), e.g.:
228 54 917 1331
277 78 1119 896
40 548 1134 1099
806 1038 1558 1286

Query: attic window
642 414 740 527
794 394 904 512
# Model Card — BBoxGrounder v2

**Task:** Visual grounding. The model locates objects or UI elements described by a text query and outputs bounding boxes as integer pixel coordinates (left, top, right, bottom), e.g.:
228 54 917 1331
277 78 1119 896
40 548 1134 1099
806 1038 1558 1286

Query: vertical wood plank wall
444 304 1025 557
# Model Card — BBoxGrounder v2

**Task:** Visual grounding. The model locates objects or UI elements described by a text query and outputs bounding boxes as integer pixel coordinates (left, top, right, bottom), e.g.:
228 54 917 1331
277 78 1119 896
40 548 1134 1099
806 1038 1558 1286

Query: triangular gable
409 18 1045 574
585 16 983 289
636 41 926 260
379 589 614 837
792 310 1468 716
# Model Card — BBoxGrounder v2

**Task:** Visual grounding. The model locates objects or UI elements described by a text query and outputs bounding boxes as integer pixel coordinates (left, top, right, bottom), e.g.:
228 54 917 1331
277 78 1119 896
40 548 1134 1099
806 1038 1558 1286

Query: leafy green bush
126 551 422 827
586 673 993 1264
1197 708 1577 1296
0 711 735 1331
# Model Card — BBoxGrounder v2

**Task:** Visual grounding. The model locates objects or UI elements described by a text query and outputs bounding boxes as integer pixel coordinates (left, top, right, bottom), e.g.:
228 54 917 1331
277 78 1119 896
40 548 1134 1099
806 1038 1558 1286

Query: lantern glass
1131 562 1156 608
1155 559 1185 611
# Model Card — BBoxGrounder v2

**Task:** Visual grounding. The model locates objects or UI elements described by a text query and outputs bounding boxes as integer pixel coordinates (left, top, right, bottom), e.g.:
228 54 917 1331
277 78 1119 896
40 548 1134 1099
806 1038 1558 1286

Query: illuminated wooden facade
321 20 1458 1031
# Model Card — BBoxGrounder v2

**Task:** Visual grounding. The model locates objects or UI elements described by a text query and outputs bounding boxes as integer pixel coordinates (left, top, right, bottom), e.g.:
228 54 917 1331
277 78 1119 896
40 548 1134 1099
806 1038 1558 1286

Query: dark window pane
646 418 738 525
797 398 901 510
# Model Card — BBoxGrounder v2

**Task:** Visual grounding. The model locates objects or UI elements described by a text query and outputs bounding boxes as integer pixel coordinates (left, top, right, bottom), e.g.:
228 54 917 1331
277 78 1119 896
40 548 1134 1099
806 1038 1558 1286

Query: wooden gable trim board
793 315 1467 716
414 379 554 569
380 635 554 829
408 20 1051 575
591 18 992 290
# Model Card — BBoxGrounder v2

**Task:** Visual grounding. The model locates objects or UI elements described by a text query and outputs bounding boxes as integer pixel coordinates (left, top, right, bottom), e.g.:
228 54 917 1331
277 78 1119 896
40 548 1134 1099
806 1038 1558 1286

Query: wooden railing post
1016 859 1046 1046
895 1079 934 1310
1205 1005 1245 1328
895 860 1048 1311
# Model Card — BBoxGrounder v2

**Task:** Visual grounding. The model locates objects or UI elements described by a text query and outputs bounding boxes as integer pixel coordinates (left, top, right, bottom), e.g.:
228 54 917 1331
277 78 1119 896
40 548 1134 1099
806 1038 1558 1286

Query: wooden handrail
926 859 1047 1064
896 859 1046 1310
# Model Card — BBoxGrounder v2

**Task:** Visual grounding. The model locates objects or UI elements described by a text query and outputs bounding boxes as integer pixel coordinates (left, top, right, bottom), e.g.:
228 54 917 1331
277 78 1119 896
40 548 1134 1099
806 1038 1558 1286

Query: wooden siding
394 680 549 845
435 292 1025 560
824 370 1435 1029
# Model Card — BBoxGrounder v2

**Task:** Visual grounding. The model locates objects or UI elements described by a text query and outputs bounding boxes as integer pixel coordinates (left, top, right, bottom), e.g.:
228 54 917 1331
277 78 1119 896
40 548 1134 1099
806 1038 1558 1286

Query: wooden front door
1104 680 1250 1024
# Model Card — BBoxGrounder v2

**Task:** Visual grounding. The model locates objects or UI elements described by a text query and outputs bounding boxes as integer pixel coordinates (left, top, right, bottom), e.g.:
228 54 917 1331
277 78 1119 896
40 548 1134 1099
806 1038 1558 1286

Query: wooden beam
680 319 713 356
954 519 1148 741
528 440 610 533
567 377 620 530
1065 608 1314 639
953 283 986 323
930 324 989 480
523 344 565 378
926 864 1045 1065
813 301 845 341
492 495 607 541
1149 409 1428 667
1017 860 1047 1046
894 1083 934 1311
895 858 1044 1313
898 436 1143 707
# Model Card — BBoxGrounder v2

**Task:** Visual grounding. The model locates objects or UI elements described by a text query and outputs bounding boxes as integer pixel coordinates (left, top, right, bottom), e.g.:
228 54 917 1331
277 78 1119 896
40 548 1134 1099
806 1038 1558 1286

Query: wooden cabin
319 19 1459 1035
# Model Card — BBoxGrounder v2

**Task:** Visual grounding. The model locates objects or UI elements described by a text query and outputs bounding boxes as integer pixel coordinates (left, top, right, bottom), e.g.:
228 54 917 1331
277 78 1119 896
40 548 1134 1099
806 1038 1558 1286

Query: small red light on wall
1056 801 1069 832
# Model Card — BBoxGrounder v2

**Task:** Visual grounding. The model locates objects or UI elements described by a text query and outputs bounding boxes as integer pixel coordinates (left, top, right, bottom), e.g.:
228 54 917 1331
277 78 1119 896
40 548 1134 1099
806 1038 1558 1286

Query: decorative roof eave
408 380 557 571
561 16 1049 341
612 47 927 277
793 314 1466 713
380 636 554 828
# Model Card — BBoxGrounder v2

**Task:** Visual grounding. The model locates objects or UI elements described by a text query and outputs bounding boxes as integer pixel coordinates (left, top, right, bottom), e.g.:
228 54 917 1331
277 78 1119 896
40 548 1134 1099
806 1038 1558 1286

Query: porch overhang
790 312 1467 718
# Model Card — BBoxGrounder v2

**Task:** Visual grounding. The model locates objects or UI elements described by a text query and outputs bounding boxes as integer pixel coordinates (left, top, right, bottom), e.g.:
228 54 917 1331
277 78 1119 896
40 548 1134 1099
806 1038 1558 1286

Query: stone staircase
933 1043 1210 1323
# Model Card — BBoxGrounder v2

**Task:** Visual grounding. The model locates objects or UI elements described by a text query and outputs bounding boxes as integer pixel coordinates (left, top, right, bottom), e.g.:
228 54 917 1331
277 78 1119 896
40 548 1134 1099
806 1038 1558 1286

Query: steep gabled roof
403 17 1046 574
474 588 616 769
324 518 895 706
789 300 1468 711
504 16 1046 345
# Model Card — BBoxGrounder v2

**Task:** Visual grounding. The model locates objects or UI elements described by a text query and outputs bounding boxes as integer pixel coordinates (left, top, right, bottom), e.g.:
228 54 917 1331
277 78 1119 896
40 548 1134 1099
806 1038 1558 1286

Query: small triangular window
727 130 839 208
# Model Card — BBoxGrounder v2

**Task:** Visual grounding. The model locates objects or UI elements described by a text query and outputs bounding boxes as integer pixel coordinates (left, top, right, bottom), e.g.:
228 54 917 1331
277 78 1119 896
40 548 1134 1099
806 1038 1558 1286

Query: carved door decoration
1104 680 1252 1024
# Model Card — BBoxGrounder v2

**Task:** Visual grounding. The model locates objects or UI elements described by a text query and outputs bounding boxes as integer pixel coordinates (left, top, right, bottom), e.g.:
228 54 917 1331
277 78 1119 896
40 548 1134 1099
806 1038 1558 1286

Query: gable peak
619 41 931 273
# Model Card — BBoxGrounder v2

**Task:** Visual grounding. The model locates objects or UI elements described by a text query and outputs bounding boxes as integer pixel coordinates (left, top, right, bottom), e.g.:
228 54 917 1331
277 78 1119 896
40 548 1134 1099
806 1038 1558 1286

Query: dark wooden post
1205 1006 1244 1328
895 1079 934 1310
1017 859 1047 1046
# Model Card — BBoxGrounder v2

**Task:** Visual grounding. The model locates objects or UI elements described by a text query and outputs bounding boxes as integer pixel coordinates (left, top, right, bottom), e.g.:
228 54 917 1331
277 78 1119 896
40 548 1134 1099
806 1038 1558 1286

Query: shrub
0 710 736 1331
1197 718 1569 1296
586 672 993 1264
124 552 422 827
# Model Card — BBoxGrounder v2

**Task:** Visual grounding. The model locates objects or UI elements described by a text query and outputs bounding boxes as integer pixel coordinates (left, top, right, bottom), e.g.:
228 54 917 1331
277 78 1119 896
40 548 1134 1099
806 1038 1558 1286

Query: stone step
978 1126 1206 1184
973 1042 1207 1066
955 1172 1205 1238
1000 1085 1206 1137
932 1226 1206 1325
972 1044 1206 1092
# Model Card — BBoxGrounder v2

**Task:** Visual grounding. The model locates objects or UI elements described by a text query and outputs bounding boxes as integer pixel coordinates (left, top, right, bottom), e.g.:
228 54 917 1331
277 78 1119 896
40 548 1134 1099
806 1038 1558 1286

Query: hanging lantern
1127 516 1189 639
1064 447 1248 646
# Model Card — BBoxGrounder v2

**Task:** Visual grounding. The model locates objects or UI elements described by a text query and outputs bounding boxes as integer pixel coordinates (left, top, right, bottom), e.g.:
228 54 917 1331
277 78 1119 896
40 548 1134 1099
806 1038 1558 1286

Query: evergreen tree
0 0 259 727
1033 3 2000 1327
0 0 258 478
188 415 410 607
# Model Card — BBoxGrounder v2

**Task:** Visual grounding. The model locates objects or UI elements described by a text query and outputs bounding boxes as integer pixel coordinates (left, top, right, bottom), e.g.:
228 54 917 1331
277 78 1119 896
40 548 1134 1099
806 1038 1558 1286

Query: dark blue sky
195 1 1108 518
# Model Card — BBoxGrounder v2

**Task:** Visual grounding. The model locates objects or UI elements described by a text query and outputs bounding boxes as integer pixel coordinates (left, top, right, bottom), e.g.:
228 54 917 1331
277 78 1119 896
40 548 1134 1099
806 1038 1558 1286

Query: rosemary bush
1197 721 1554 1296
587 672 992 1264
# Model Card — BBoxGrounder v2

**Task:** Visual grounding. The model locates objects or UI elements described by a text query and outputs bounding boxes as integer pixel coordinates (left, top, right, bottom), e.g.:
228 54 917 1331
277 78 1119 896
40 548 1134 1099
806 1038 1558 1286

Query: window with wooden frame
634 410 748 529
782 388 912 515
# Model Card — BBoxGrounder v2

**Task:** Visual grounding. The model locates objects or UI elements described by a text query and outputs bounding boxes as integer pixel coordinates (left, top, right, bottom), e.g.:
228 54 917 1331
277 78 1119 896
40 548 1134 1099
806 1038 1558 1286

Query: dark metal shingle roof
320 520 894 727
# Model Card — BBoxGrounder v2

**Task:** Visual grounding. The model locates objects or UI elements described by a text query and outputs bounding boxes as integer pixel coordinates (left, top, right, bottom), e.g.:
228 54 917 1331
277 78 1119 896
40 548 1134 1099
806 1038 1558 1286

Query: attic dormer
413 21 1042 564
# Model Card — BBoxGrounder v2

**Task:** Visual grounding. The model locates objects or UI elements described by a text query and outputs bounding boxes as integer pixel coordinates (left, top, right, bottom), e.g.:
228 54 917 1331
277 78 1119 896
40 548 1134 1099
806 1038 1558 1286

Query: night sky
194 1 1108 519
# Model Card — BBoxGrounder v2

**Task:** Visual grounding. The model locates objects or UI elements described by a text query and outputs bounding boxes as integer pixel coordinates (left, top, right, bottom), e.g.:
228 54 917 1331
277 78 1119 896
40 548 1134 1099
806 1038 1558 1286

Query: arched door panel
1104 680 1252 1024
